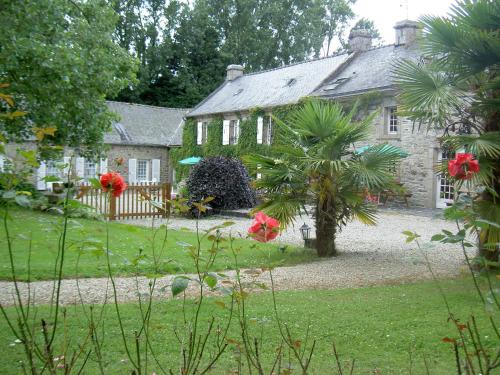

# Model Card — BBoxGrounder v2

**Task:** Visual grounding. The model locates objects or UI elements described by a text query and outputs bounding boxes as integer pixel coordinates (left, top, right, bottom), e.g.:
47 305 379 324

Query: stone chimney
226 64 244 81
394 20 421 46
348 29 372 53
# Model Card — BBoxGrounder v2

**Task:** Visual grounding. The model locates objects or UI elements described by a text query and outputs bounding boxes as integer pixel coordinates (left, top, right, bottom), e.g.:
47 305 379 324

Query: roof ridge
242 51 349 77
240 43 396 78
106 100 190 112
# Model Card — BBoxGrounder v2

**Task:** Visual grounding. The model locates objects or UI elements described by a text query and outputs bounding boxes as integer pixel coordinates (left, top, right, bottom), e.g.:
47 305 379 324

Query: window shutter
63 156 71 178
152 159 160 182
128 158 137 184
37 162 47 190
256 116 263 144
234 120 240 145
222 120 230 145
197 121 203 145
100 158 108 175
0 155 4 172
75 157 85 179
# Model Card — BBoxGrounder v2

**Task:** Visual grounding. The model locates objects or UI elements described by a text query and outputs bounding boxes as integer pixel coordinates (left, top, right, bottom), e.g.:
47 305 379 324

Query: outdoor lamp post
300 223 314 248
300 223 310 241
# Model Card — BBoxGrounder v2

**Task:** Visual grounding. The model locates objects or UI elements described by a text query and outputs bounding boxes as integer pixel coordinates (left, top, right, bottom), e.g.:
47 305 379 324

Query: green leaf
14 195 31 207
88 178 101 189
205 273 217 288
171 276 189 297
43 175 62 182
431 234 446 242
2 191 15 199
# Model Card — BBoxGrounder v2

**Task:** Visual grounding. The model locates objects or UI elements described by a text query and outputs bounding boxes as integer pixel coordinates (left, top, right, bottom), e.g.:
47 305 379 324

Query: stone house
186 20 451 209
1 101 189 189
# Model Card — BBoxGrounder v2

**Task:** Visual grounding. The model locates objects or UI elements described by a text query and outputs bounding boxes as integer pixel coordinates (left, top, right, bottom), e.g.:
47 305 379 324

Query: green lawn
0 208 315 280
0 277 497 374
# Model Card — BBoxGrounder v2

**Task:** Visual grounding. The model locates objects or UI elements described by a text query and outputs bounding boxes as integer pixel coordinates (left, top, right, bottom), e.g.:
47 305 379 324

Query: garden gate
76 182 171 220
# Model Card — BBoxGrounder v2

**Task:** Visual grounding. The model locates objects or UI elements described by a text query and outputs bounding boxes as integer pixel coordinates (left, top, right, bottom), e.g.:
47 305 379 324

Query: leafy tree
0 0 137 157
244 100 403 256
322 0 356 56
112 0 357 107
394 0 500 261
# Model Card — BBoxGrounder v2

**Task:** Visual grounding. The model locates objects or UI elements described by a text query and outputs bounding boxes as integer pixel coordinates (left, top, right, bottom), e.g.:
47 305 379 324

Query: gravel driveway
0 209 472 306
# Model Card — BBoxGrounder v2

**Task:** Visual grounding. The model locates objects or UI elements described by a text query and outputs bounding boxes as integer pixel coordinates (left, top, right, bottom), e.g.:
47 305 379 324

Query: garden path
0 209 472 306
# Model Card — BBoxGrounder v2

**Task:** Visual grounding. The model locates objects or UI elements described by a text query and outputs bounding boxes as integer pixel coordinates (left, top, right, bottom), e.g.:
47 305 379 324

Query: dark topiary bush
187 156 256 211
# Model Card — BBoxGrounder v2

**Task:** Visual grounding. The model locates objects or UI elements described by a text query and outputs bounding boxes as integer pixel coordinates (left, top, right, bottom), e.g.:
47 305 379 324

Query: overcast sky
351 0 456 44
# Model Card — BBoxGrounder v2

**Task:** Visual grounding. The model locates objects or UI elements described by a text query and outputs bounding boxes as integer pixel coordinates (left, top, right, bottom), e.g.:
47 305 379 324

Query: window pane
84 160 96 180
46 160 61 177
137 160 148 181
388 107 398 134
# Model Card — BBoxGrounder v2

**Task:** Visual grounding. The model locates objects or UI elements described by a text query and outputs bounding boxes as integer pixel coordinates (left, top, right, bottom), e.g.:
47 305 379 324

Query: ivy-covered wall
171 94 382 181
171 105 298 180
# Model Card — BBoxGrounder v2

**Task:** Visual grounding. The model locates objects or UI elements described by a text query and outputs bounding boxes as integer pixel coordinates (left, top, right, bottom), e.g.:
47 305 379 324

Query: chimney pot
348 29 373 53
394 20 421 46
226 64 244 81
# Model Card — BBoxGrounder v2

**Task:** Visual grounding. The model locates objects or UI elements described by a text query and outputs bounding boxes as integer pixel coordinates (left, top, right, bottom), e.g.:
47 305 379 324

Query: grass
0 277 498 374
0 208 316 280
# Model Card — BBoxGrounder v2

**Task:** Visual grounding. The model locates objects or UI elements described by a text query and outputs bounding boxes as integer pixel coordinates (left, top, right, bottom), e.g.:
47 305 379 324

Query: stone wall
4 142 174 187
107 144 172 183
368 96 441 208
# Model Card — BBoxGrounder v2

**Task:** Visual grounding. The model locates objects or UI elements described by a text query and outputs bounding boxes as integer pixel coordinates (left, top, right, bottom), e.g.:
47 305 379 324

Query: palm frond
254 194 305 227
441 132 500 159
393 59 465 128
351 203 378 226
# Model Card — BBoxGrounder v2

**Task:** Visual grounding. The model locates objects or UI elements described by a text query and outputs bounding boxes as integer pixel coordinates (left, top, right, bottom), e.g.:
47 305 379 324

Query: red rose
248 211 280 242
100 172 127 197
448 153 480 180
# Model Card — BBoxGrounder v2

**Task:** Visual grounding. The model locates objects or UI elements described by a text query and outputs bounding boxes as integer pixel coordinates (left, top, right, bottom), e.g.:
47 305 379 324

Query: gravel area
0 209 472 306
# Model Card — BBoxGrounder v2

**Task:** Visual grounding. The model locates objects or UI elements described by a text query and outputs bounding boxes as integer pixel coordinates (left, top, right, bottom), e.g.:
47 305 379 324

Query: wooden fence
76 182 171 220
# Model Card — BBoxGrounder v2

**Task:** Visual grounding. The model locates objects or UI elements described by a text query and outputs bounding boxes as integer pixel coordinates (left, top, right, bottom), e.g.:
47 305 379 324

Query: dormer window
323 77 350 91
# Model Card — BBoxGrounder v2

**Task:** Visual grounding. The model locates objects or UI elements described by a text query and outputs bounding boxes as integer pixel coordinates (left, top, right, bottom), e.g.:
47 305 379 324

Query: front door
436 149 455 208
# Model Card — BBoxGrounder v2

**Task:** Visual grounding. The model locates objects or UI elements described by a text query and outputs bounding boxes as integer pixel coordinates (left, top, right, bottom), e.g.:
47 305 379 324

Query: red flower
100 172 127 197
248 211 280 242
448 153 480 180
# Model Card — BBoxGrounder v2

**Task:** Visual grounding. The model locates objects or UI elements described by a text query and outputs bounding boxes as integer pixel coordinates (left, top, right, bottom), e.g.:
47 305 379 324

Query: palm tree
393 0 500 261
244 99 404 257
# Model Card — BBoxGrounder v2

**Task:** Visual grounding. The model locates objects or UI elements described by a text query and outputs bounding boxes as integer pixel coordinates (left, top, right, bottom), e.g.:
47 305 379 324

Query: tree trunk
314 197 337 257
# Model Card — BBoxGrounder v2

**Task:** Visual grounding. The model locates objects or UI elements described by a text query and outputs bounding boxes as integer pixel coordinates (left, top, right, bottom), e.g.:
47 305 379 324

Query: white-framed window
229 120 239 145
264 115 273 145
197 121 209 145
387 107 398 134
46 160 62 179
137 159 149 182
83 160 96 180
202 122 208 144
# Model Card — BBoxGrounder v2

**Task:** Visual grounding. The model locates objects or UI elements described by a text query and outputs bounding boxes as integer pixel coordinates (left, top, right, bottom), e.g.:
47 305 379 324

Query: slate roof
312 44 419 98
187 44 420 117
104 101 189 147
187 53 352 117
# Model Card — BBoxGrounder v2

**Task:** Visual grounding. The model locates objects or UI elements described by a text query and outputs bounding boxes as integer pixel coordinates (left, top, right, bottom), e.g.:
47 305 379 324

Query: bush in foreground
187 156 256 211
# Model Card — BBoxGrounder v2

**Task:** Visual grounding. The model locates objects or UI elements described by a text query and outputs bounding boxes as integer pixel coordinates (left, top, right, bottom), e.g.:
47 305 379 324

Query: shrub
186 156 256 211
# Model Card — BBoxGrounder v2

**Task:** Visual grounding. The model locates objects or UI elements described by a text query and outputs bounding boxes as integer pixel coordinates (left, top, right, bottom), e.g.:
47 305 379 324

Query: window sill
379 134 401 140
